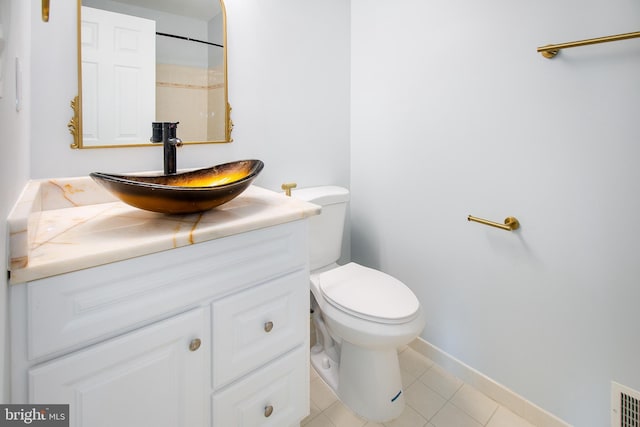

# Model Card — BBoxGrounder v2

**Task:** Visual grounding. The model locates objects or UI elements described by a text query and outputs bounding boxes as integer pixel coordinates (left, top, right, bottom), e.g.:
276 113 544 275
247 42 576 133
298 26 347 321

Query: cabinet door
28 308 209 427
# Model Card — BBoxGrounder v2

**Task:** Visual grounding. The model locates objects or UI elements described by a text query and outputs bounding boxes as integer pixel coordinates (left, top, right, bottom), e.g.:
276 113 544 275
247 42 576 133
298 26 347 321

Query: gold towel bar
468 215 520 231
538 31 640 58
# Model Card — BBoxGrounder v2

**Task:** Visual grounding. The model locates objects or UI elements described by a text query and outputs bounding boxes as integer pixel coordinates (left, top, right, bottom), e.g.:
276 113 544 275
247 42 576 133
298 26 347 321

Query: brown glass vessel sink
90 160 264 214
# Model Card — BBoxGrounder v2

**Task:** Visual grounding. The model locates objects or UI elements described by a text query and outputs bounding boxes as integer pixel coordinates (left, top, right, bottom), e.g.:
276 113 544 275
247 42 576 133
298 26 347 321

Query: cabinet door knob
189 338 202 352
264 405 274 417
264 321 274 333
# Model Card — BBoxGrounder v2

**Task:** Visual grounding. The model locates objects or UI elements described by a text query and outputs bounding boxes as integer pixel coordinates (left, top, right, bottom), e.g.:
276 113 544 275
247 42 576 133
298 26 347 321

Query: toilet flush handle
281 182 297 197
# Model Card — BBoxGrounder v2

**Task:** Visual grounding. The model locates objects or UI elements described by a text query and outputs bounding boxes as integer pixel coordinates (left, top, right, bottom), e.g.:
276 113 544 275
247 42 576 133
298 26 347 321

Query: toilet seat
317 263 420 324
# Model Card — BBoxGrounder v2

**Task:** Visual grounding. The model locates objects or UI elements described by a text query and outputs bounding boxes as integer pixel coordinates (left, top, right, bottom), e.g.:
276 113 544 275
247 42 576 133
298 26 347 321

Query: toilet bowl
293 186 426 422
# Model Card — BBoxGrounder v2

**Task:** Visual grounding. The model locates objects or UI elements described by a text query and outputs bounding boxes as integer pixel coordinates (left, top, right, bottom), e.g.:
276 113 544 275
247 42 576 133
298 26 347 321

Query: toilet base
338 341 405 422
310 341 405 423
310 345 340 391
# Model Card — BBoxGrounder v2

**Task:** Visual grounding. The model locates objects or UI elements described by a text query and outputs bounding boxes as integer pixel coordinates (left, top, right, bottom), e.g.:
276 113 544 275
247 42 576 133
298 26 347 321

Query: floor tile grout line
482 405 500 427
408 355 509 426
446 382 494 425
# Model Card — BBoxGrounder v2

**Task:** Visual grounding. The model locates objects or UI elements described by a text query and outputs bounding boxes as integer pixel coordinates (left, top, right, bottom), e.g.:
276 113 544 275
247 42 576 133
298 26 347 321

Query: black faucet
151 122 183 175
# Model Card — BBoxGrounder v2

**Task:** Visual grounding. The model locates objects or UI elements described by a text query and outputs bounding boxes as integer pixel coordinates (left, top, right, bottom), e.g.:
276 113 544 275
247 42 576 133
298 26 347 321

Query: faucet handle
281 182 297 197
150 122 164 143
150 122 180 143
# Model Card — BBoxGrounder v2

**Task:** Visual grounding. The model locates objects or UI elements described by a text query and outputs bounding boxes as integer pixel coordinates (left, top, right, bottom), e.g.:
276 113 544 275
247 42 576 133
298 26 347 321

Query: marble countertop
7 176 320 284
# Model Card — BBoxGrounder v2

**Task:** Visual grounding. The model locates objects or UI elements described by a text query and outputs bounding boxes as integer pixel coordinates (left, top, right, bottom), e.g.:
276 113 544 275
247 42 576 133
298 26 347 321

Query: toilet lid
318 263 420 324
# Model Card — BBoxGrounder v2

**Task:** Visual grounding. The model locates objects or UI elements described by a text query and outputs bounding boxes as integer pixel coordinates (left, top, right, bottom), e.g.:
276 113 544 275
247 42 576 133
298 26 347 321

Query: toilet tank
292 186 350 271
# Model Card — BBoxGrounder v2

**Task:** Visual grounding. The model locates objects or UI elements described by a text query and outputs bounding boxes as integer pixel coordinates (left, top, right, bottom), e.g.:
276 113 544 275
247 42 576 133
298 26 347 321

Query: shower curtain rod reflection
156 32 223 48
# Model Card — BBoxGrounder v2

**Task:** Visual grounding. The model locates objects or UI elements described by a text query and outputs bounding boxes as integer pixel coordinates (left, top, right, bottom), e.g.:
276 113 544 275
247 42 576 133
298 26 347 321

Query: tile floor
302 346 537 427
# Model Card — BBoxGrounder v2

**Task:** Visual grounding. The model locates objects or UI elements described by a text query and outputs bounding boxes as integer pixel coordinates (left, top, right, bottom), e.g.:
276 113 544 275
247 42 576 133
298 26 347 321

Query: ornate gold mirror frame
69 0 232 149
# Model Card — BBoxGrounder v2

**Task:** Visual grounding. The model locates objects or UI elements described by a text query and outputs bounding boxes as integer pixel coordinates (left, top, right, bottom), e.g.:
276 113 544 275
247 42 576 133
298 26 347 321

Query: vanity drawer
212 346 308 427
212 269 308 389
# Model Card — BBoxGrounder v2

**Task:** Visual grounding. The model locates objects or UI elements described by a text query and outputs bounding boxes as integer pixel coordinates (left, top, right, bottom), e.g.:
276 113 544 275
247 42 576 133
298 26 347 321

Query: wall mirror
70 0 232 149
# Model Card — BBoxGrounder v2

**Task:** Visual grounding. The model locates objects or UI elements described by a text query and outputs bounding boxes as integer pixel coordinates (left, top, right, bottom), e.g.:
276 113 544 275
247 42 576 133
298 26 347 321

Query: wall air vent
612 382 640 427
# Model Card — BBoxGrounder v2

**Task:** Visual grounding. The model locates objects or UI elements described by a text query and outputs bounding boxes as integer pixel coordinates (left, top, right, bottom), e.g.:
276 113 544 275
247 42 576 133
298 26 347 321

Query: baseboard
409 337 572 427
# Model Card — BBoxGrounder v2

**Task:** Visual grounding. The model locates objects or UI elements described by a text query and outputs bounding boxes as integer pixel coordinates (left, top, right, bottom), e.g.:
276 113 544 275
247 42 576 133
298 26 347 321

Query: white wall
0 0 32 403
28 0 351 193
350 1 640 426
224 0 351 191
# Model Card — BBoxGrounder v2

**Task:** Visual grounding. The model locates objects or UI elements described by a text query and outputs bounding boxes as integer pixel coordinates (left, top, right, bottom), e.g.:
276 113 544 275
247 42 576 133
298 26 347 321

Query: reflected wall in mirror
70 0 232 148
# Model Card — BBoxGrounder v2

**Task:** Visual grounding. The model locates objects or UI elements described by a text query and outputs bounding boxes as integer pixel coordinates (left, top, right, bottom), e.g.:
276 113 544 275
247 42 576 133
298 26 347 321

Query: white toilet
293 186 426 422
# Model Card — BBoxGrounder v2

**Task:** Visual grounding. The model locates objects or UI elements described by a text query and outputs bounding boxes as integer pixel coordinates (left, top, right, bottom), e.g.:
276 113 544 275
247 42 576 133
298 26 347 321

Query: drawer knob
264 405 274 417
264 321 274 333
189 338 202 352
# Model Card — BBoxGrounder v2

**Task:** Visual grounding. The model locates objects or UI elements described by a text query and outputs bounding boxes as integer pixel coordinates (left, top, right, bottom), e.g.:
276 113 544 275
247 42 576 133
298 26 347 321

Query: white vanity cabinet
9 220 311 427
